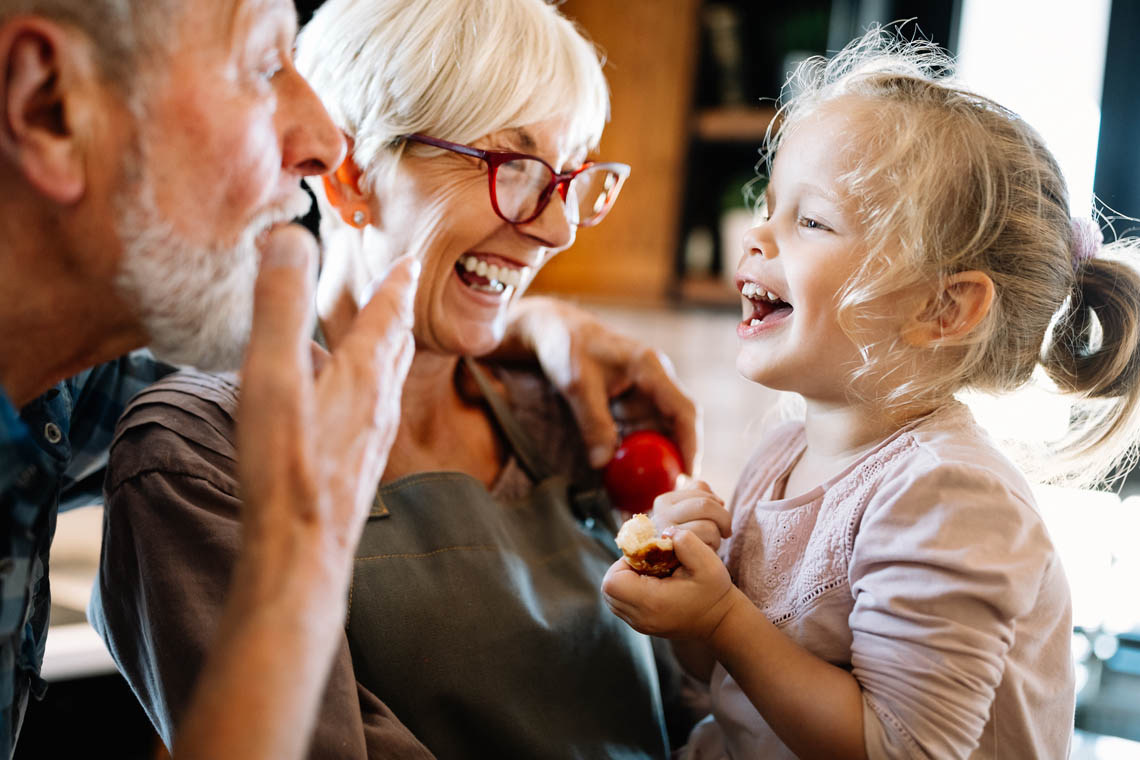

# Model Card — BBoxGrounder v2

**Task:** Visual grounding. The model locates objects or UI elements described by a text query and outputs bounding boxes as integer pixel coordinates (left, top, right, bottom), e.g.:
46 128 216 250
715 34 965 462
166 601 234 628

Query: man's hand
175 225 418 760
500 296 701 471
237 225 418 575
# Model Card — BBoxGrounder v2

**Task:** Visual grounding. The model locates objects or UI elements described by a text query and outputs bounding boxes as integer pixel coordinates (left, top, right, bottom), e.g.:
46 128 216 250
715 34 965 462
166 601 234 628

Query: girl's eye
799 216 829 231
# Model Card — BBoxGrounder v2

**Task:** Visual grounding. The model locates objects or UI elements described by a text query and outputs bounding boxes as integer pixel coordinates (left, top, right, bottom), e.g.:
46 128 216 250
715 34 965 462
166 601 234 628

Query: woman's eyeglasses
402 134 630 227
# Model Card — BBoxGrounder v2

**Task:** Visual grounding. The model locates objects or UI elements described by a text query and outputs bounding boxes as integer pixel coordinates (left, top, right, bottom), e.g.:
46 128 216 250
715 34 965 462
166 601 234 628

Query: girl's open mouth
739 280 793 332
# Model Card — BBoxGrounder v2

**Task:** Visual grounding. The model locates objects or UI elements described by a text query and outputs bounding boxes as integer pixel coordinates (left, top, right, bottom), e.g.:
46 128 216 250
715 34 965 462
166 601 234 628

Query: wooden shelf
693 106 778 142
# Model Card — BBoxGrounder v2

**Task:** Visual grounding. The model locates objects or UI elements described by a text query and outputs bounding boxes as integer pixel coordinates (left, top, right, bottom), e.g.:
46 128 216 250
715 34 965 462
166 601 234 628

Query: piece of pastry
615 513 680 577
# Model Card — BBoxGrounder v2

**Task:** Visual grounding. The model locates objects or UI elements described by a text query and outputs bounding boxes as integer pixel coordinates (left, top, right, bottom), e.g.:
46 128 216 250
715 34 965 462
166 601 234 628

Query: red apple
603 431 684 514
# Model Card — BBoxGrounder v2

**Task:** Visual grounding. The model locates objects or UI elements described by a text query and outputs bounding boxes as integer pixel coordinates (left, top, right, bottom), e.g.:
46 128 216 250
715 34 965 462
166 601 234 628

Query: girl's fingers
670 528 719 572
656 495 731 537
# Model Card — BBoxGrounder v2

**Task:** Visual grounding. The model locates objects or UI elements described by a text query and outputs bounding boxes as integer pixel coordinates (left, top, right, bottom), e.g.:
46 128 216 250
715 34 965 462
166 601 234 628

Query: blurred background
17 0 1140 757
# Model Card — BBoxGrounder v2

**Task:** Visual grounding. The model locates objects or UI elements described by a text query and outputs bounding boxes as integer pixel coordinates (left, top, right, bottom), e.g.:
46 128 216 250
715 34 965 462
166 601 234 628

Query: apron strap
463 358 618 535
463 358 556 484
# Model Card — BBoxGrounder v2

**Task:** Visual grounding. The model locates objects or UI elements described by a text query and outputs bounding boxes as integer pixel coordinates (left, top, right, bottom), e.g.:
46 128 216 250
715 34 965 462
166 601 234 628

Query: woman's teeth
459 254 525 289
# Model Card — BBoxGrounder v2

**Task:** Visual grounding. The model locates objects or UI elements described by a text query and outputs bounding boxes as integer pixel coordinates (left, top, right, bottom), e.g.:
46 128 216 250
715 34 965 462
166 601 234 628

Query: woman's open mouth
738 280 793 333
454 253 530 295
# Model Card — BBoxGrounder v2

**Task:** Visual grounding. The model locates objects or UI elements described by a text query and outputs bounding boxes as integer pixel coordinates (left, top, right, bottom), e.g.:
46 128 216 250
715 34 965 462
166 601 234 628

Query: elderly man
0 1 697 758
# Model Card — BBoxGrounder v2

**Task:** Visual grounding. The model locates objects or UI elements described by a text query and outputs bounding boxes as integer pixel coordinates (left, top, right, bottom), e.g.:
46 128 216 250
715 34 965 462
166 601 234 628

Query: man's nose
278 67 346 177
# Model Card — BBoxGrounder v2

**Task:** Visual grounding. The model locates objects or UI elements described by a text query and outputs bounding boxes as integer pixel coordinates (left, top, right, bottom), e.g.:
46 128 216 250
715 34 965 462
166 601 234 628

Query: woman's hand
498 296 701 471
650 476 731 551
602 528 742 641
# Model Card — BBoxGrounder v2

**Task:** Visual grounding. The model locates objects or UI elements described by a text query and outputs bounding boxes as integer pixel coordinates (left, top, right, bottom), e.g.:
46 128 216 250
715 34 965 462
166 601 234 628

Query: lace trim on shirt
728 432 916 626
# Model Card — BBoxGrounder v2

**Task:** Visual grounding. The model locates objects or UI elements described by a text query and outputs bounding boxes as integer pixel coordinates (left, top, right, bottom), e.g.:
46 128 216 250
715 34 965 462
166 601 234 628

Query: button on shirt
0 352 170 759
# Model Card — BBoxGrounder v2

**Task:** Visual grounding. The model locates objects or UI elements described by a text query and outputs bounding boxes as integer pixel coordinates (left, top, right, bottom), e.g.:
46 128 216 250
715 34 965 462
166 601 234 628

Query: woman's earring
342 205 370 229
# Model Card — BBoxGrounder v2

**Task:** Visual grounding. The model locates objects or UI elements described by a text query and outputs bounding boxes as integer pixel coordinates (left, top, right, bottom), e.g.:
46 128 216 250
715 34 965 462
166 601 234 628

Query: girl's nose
743 223 776 259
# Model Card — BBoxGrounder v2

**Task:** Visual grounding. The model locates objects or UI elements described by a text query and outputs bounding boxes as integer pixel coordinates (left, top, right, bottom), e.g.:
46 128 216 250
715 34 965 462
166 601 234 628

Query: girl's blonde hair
295 0 610 200
766 27 1140 486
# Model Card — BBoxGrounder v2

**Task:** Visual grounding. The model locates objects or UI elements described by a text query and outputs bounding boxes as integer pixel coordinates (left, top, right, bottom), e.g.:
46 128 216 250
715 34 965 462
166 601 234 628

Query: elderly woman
91 0 697 757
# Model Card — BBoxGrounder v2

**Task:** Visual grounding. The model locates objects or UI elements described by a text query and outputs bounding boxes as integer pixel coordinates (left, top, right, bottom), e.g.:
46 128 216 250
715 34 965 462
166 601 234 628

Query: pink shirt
685 402 1074 759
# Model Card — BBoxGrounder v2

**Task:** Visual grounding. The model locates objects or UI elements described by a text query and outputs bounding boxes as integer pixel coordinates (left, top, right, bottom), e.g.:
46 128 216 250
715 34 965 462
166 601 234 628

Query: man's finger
310 341 330 376
242 224 319 403
339 255 420 360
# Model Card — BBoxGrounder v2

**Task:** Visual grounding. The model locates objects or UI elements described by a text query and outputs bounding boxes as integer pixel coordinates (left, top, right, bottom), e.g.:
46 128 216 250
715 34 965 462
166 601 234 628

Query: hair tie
1071 217 1103 271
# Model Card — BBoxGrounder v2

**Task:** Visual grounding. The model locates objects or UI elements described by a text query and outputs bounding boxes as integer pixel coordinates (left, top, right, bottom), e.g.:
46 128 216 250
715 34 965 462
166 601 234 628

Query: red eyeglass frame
402 133 630 227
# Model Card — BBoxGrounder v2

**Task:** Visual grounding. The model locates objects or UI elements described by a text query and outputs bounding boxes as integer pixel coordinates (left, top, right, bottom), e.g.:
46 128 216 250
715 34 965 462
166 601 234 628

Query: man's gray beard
112 155 313 371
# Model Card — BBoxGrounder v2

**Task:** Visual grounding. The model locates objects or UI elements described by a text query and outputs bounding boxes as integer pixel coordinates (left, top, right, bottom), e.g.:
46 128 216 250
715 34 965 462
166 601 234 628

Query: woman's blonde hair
295 0 610 197
765 27 1140 486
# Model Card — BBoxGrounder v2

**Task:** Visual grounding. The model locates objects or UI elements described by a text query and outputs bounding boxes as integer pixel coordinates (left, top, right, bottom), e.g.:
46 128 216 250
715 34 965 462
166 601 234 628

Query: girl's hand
650 476 731 551
602 528 739 641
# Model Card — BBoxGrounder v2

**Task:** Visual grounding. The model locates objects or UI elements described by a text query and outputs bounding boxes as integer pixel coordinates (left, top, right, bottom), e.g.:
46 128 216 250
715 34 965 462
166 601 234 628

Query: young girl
603 29 1140 760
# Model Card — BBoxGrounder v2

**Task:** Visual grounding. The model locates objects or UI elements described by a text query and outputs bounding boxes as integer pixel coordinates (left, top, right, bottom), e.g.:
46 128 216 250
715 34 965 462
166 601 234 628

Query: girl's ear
320 142 371 228
901 270 995 347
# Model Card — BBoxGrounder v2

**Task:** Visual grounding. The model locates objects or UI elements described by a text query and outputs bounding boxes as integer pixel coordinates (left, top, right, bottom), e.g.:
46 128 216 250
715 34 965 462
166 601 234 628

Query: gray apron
344 360 671 759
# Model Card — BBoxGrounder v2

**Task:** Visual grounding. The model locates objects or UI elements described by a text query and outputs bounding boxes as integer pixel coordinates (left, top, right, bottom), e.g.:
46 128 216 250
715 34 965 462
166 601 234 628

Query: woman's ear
320 142 371 228
901 270 995 347
0 18 95 204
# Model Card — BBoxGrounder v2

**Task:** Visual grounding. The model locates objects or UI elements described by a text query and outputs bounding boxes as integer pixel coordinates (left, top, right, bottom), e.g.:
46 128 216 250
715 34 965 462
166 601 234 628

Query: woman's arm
497 296 701 471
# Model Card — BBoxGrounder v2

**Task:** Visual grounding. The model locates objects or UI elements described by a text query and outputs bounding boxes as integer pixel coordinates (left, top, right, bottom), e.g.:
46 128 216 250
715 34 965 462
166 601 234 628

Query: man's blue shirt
0 352 170 758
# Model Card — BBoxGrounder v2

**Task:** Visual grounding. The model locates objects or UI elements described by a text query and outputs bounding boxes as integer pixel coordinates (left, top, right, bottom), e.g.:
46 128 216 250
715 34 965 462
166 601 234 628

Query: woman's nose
518 193 576 252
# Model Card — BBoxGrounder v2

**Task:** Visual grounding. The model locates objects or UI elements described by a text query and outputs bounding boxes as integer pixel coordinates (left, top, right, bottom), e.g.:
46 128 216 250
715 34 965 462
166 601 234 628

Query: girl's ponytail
1041 230 1140 486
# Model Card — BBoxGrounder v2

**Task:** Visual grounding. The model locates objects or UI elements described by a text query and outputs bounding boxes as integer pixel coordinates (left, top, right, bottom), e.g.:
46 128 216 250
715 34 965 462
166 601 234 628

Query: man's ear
0 18 92 204
901 270 995 347
319 138 372 228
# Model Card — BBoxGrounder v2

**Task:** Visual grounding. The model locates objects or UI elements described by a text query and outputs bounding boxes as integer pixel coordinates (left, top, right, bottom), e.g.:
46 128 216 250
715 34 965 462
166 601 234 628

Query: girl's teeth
750 318 761 326
741 282 783 304
475 260 488 277
464 257 478 272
